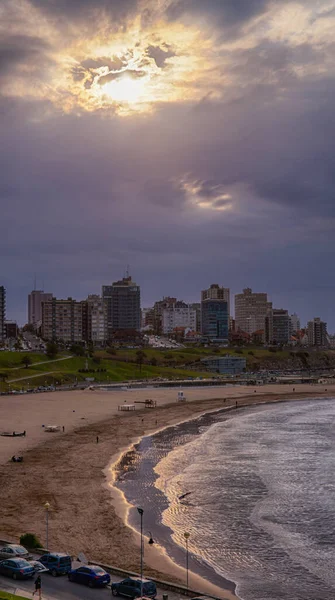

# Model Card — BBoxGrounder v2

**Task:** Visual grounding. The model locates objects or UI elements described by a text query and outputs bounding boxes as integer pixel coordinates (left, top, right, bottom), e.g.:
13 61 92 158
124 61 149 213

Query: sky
1 0 335 330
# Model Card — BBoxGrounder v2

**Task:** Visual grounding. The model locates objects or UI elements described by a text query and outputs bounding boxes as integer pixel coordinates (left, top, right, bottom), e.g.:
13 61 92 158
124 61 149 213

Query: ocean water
114 399 335 600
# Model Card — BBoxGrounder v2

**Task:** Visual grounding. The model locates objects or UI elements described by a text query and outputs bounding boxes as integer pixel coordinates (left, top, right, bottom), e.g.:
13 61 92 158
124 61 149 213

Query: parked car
29 560 49 573
0 558 35 580
39 553 72 576
0 545 31 560
68 565 110 588
111 577 157 598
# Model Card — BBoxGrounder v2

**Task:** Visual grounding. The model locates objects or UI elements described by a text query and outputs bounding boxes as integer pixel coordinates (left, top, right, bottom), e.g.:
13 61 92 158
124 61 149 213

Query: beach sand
0 383 334 599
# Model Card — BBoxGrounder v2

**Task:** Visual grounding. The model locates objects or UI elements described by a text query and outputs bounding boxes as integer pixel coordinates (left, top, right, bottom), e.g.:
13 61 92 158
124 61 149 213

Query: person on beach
96 435 99 443
33 574 42 598
62 425 65 432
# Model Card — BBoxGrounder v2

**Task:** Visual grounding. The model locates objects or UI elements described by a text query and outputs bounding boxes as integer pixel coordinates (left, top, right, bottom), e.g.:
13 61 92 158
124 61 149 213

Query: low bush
106 348 117 355
20 533 42 549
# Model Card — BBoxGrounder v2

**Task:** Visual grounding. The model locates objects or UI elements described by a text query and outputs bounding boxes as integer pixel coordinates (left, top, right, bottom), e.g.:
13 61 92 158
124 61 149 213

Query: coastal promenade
0 558 194 600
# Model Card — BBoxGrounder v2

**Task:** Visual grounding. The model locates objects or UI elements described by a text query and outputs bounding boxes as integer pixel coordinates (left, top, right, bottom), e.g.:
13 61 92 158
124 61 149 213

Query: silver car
28 560 49 573
0 545 31 560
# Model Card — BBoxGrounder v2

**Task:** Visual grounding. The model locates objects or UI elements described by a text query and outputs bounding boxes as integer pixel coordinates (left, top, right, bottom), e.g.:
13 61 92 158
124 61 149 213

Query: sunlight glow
101 74 149 104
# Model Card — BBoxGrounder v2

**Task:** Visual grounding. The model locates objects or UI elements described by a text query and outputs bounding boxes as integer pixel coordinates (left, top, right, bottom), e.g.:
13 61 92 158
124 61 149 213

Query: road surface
0 561 185 600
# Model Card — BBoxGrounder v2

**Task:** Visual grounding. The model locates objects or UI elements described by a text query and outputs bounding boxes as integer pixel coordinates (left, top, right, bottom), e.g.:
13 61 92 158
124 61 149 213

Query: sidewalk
0 582 58 600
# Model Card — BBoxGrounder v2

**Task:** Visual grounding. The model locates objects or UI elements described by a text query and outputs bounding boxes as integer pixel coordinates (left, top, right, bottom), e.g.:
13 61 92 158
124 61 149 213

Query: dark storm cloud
146 44 175 68
0 34 50 76
28 0 138 21
81 56 125 71
1 0 335 328
166 0 271 29
228 40 323 80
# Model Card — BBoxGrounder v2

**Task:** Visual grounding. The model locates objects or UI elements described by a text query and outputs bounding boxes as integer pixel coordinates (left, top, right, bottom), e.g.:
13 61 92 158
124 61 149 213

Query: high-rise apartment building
201 300 229 341
201 284 230 317
0 286 5 342
5 321 18 339
87 295 106 343
307 318 328 347
272 309 290 345
141 308 154 330
162 303 197 334
102 276 141 339
190 302 201 332
265 302 273 344
41 298 88 342
28 290 53 329
290 313 301 335
201 285 229 342
235 288 269 336
152 297 177 334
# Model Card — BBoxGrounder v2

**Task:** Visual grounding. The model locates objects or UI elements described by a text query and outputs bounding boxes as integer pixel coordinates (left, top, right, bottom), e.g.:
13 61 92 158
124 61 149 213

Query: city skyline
2 276 332 335
1 1 335 328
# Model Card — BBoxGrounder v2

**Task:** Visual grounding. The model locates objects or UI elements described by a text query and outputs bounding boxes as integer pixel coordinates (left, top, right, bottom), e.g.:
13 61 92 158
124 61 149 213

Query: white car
0 545 31 560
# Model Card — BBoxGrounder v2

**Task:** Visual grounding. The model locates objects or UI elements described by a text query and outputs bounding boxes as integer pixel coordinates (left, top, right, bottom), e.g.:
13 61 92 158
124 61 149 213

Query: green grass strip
0 591 30 600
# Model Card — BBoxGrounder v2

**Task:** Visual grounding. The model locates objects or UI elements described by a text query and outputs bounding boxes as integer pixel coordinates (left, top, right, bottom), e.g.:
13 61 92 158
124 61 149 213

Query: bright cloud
1 0 335 116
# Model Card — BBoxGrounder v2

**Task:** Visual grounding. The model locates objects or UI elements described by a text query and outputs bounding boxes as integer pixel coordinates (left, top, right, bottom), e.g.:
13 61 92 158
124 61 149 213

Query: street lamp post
184 532 190 592
44 502 50 550
137 508 144 596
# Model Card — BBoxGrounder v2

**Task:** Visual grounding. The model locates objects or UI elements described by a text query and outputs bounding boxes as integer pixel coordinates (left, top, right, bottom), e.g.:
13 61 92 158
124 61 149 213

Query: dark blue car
39 553 72 576
112 577 157 598
68 565 111 588
0 558 35 580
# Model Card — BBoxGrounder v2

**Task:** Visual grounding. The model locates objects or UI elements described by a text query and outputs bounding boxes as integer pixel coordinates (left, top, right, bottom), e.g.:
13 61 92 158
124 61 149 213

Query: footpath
0 581 58 599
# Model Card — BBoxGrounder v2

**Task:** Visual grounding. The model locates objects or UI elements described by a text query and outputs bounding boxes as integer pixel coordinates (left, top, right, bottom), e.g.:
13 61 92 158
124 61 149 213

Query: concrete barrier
89 560 226 599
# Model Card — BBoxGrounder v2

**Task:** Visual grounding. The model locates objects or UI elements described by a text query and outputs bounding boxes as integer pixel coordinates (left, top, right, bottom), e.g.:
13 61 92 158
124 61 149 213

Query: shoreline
1 386 335 599
107 393 335 599
108 406 243 597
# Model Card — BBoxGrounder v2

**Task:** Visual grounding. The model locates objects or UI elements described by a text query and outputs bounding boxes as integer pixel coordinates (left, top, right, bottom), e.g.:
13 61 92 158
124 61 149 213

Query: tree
0 373 8 382
87 342 94 357
14 340 22 351
46 342 58 359
150 357 158 367
21 355 32 369
136 350 146 373
22 324 36 334
70 344 85 356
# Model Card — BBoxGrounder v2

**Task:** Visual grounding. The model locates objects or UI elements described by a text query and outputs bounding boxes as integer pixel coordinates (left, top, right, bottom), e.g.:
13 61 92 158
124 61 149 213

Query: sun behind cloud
100 74 148 104
1 0 334 117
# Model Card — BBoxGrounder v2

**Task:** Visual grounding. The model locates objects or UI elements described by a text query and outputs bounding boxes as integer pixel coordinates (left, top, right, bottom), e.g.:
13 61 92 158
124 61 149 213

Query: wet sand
0 384 334 599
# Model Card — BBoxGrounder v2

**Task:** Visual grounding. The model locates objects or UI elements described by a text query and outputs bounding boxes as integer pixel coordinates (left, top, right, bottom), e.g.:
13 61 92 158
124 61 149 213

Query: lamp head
44 502 50 510
184 532 190 540
148 537 154 545
137 507 144 516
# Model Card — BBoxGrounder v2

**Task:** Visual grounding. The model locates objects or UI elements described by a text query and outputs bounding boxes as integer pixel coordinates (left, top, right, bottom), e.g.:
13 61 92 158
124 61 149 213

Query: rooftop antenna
126 264 130 278
33 273 37 291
